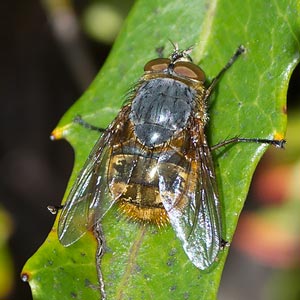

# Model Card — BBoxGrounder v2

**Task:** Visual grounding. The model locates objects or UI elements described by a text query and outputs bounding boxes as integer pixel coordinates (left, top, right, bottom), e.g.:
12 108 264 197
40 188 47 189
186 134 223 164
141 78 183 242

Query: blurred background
0 1 299 299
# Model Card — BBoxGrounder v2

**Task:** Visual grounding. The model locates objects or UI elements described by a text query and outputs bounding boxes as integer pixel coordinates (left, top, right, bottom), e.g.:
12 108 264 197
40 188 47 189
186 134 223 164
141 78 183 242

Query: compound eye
173 61 206 82
144 58 171 72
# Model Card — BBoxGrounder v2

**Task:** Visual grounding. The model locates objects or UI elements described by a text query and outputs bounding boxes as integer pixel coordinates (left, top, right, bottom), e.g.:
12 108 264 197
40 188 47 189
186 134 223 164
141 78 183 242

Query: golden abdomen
108 152 168 225
107 133 191 226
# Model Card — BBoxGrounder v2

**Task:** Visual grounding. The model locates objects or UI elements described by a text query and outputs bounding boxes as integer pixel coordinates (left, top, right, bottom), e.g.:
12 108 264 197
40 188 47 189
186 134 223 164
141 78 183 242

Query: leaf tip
20 271 30 282
273 132 285 141
50 125 70 140
281 105 287 115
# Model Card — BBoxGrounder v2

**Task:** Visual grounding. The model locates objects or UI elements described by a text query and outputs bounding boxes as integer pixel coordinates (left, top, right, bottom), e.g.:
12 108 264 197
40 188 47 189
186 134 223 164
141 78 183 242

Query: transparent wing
158 124 222 270
58 106 131 246
58 141 111 246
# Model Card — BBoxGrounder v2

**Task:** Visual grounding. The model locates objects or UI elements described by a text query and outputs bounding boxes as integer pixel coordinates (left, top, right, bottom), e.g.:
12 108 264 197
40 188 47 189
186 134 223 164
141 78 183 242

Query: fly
55 43 285 271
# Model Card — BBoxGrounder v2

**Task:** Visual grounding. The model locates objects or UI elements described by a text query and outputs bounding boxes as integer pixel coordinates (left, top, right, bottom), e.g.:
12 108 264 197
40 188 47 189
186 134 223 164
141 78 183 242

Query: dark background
0 1 112 299
0 1 299 300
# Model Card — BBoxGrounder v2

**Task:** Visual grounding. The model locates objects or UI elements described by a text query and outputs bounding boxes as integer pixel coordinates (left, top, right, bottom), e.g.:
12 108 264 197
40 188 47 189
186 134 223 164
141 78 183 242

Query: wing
58 105 132 246
158 121 222 270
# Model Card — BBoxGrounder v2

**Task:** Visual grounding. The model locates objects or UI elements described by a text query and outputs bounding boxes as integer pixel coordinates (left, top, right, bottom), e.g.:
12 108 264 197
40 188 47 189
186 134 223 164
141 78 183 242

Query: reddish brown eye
173 61 206 82
144 58 171 72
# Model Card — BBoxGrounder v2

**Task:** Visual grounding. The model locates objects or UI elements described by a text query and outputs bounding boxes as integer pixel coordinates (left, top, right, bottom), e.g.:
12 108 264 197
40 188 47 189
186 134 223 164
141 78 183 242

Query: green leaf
22 0 299 299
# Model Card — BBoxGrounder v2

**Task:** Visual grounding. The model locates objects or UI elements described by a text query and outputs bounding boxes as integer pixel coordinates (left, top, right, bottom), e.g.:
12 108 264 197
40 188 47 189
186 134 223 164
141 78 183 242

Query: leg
94 222 107 299
73 115 105 133
211 137 286 151
205 45 245 99
156 46 165 58
47 205 64 214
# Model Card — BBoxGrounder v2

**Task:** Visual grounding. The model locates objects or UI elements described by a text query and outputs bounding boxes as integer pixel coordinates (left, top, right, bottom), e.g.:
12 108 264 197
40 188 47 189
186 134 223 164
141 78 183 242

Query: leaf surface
23 0 299 299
